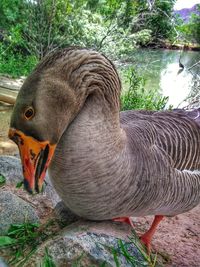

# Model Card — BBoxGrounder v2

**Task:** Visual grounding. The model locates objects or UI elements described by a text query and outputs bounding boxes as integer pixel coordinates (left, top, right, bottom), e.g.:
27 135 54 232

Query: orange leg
112 217 134 228
140 215 164 254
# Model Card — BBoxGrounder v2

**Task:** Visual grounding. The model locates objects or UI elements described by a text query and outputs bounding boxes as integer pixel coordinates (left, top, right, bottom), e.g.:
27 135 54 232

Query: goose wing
119 109 200 215
120 109 200 171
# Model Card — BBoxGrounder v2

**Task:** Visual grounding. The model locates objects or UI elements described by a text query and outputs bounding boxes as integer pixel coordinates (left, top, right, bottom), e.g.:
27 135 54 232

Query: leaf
16 181 24 188
0 236 16 246
0 174 6 186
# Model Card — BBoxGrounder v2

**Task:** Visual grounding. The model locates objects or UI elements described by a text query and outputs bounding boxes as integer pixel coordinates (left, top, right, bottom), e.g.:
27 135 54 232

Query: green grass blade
16 181 24 188
100 261 107 267
40 247 56 267
112 248 120 267
0 174 6 186
0 236 16 246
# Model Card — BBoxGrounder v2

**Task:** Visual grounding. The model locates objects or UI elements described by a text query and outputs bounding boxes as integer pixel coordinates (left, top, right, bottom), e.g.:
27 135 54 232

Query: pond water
0 48 200 154
119 48 200 108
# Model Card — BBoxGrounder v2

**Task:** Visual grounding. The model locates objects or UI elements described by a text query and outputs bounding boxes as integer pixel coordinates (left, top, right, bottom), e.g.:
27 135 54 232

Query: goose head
8 61 78 193
8 47 121 194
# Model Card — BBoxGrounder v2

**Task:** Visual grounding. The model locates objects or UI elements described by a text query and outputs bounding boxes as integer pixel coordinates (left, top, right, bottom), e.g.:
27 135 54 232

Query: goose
8 47 200 252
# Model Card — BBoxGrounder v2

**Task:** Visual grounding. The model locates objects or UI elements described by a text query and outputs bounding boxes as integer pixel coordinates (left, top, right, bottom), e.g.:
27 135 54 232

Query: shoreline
143 42 200 52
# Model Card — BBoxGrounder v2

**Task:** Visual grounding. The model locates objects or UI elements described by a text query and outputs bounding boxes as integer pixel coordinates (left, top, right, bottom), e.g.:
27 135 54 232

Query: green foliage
0 236 16 246
0 0 26 29
41 248 56 267
130 29 153 46
177 4 200 45
110 230 157 267
0 174 6 186
16 181 24 188
0 0 178 78
0 222 40 265
0 220 57 266
121 67 169 111
0 44 38 77
130 0 177 44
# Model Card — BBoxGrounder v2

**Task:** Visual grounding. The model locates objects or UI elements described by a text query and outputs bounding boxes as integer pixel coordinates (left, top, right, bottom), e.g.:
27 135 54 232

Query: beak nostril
30 149 36 160
8 128 23 145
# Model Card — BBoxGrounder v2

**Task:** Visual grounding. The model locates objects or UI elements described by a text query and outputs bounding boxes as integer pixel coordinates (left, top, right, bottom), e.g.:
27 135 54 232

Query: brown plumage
9 47 200 251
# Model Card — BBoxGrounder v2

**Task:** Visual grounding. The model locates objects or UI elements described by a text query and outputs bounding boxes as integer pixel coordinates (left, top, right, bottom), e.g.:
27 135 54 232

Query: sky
174 0 200 10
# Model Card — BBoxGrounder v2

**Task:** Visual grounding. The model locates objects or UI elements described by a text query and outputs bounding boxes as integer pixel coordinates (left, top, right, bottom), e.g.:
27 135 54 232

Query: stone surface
0 156 22 185
54 201 80 224
0 191 39 235
44 173 61 207
0 155 60 207
24 221 148 267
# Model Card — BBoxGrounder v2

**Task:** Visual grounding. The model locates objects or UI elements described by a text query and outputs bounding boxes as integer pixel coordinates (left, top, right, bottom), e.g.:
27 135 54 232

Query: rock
0 191 39 235
0 155 60 207
24 221 148 267
43 173 61 207
0 156 22 185
54 201 81 224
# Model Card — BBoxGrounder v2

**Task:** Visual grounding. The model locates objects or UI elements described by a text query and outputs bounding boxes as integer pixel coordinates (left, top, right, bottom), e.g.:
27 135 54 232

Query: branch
97 22 117 50
188 60 200 71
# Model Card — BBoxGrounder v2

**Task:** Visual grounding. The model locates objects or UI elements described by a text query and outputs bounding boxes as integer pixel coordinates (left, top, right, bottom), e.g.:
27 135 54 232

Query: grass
0 174 6 186
120 67 169 111
0 220 58 266
0 220 159 267
110 230 157 267
0 222 40 266
40 248 56 267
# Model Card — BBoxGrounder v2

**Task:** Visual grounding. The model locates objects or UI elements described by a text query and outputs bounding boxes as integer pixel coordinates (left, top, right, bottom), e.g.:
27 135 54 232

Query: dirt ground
133 206 200 267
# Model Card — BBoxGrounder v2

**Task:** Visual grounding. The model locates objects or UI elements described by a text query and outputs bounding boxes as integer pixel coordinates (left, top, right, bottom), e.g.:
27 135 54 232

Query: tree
186 4 200 44
130 0 177 44
177 4 200 45
0 0 179 77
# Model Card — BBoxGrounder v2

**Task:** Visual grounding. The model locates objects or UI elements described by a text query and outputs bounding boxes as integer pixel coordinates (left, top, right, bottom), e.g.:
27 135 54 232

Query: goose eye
24 107 35 120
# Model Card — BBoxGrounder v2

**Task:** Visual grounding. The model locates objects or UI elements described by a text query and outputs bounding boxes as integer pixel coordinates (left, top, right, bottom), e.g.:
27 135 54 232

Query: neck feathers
35 47 121 112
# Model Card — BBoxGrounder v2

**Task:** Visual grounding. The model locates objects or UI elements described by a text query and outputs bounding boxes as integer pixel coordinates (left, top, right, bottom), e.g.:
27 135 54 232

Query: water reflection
160 51 200 107
124 49 200 108
160 63 194 107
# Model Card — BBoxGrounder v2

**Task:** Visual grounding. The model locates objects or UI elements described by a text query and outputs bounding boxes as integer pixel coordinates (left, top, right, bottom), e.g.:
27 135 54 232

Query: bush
0 44 38 77
130 29 152 46
120 67 169 111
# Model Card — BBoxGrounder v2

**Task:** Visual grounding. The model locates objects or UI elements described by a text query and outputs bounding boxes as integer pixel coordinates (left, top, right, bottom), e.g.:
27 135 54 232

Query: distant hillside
175 4 200 23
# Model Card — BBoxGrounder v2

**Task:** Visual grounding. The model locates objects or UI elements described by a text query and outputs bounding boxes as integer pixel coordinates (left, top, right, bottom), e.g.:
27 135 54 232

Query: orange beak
8 128 56 194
